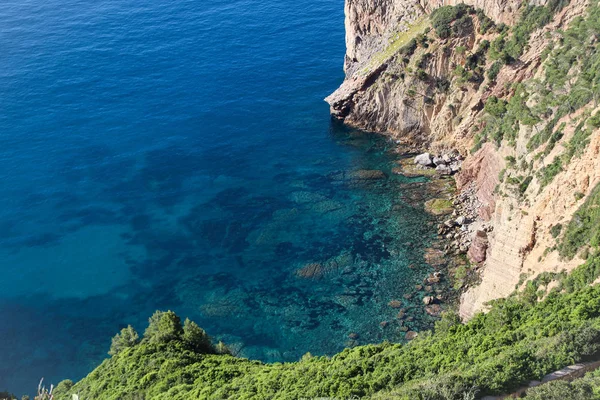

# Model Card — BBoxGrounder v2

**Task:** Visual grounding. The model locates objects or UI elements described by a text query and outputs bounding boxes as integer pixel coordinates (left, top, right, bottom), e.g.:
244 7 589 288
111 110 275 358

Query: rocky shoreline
394 149 487 315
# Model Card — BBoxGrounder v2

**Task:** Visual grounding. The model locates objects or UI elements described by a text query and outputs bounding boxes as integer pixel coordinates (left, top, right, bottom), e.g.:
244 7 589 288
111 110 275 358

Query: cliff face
328 0 600 319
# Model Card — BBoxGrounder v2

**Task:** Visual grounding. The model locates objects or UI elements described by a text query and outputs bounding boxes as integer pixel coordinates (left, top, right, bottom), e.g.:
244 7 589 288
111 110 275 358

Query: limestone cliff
327 0 600 319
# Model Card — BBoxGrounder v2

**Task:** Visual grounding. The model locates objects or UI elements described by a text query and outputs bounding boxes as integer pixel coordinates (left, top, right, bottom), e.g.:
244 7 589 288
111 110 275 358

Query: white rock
436 164 452 175
433 156 446 166
414 153 434 167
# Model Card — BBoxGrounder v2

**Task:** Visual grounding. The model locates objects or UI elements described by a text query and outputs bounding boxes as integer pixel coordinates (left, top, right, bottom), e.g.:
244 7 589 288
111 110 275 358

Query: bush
476 9 495 34
431 4 472 39
550 224 563 238
487 61 502 82
484 96 507 118
560 183 600 259
537 157 562 189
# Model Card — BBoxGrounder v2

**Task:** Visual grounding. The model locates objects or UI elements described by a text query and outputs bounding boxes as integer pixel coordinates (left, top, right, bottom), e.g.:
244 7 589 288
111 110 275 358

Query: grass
362 17 430 74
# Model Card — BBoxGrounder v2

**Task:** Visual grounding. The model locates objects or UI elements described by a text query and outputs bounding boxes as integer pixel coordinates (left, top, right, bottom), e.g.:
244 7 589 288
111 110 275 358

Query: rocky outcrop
329 0 599 320
343 0 425 75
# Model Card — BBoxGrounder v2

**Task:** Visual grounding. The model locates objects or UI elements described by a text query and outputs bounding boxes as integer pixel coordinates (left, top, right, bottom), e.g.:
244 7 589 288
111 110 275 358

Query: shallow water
0 0 437 393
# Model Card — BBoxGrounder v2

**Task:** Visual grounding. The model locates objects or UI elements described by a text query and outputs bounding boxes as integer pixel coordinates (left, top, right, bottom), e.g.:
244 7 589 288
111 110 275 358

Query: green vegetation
487 60 502 82
550 223 563 238
424 198 453 215
560 182 600 260
475 8 495 34
52 253 600 400
537 156 563 190
489 0 569 64
430 4 473 39
523 368 600 399
364 17 430 73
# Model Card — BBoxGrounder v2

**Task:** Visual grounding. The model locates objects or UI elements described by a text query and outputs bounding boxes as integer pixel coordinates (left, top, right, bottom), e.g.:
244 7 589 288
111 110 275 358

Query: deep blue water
0 0 436 394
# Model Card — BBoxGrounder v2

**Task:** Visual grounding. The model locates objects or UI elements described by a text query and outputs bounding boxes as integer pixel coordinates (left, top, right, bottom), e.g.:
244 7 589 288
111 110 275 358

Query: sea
0 0 437 394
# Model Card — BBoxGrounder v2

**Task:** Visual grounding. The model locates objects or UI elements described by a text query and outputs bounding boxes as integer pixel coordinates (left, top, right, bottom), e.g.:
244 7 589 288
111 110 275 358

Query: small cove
0 0 448 393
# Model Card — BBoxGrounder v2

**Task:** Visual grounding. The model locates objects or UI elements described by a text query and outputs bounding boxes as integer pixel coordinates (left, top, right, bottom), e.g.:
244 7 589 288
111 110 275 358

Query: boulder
414 153 434 167
456 215 467 225
295 263 324 279
423 296 435 305
450 161 462 173
435 164 452 175
442 154 452 163
433 156 446 166
468 230 489 264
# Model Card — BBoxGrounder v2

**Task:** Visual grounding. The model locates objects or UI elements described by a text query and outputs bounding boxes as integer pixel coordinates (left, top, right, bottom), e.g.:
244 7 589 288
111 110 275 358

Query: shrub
484 96 507 118
399 38 417 57
431 4 472 39
550 224 563 238
560 183 600 259
476 9 495 34
537 157 562 190
487 61 502 82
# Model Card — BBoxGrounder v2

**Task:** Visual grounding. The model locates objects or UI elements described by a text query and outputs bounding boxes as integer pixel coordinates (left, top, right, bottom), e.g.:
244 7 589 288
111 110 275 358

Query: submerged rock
295 263 324 279
405 331 418 340
388 300 402 308
349 169 387 180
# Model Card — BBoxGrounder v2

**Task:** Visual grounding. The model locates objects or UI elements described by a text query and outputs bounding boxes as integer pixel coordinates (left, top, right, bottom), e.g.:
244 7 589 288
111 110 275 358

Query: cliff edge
327 0 600 319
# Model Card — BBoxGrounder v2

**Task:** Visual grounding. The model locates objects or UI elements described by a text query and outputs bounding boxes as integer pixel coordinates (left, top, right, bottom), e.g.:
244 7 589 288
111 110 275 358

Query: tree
108 325 139 356
143 310 183 344
182 318 214 354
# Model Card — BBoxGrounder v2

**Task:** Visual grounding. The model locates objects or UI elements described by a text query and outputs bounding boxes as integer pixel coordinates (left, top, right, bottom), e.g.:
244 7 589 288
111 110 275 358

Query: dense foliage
522 368 600 399
51 253 600 399
430 4 473 39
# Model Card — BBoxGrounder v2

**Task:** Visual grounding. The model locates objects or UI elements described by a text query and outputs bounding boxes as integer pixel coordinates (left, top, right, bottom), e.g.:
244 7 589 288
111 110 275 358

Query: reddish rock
468 230 489 264
348 332 359 340
379 321 389 328
456 144 502 221
295 263 324 279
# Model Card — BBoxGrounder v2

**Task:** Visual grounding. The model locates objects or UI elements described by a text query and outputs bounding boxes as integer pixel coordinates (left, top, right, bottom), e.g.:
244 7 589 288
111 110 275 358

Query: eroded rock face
421 0 527 25
329 0 595 321
344 0 425 75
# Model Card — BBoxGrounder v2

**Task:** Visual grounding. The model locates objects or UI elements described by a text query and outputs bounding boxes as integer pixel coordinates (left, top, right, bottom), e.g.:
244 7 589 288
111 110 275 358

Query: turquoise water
0 0 436 393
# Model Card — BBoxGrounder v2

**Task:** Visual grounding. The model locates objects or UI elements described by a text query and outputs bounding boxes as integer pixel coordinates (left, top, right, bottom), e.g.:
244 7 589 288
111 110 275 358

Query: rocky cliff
327 0 600 319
